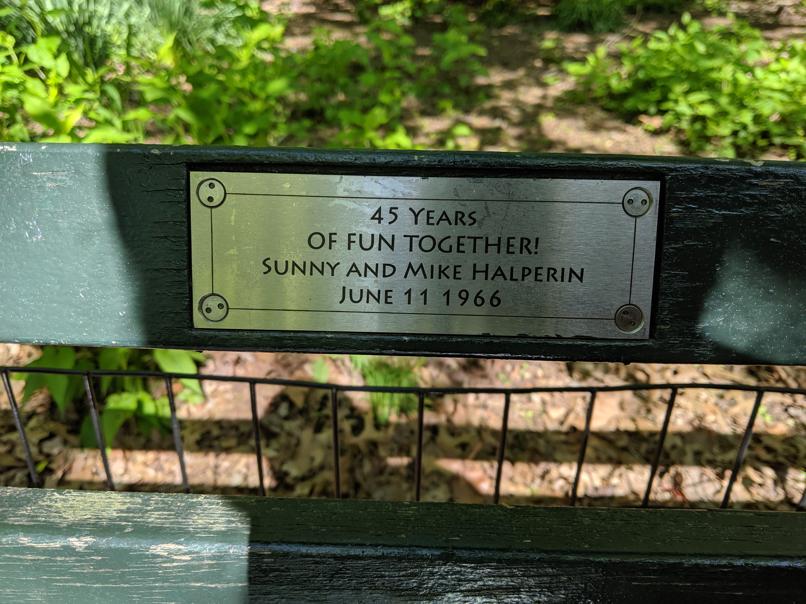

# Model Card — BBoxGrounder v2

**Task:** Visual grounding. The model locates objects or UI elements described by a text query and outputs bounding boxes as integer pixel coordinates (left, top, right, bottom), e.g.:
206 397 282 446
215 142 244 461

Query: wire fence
2 365 805 509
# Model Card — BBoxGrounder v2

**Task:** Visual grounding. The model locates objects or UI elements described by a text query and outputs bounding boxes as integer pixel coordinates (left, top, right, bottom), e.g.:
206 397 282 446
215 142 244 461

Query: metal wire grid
2 366 804 509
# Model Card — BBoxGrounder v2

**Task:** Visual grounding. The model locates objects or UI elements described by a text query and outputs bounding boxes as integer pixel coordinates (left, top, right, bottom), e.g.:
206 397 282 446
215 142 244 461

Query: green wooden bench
0 143 804 601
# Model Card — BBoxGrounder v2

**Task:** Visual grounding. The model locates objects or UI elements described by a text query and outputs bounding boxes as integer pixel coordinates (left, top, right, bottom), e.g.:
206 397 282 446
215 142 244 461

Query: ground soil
0 1 803 509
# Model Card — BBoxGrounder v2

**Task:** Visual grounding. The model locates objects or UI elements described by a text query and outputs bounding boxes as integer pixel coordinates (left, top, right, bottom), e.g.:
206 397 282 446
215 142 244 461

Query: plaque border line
209 207 215 293
628 217 637 304
228 306 613 321
229 191 623 205
201 190 641 325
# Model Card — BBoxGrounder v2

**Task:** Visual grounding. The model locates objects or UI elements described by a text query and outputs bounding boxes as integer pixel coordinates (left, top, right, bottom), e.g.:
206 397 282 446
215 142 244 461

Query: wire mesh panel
3 365 803 510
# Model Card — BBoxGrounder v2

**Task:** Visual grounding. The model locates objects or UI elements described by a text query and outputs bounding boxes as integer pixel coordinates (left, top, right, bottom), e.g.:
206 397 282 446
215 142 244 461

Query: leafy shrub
0 0 142 70
565 14 806 158
420 6 487 110
0 31 145 142
554 0 625 32
282 20 420 148
352 0 531 26
17 347 205 447
0 0 486 147
138 4 485 148
554 0 691 32
143 0 253 59
352 0 442 25
0 0 250 69
136 15 291 146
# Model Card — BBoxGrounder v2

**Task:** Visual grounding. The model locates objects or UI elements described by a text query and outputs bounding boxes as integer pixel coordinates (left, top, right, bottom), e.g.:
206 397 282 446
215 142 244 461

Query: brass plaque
190 172 660 339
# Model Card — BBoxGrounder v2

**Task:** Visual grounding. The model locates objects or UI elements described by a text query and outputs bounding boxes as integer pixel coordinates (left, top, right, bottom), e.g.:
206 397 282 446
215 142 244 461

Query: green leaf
153 349 204 403
97 347 130 395
18 347 77 415
23 36 60 69
311 357 330 383
22 95 62 132
104 391 140 412
79 416 97 448
100 407 134 446
138 393 170 420
450 122 473 137
82 126 139 143
60 104 84 134
54 53 70 79
157 32 177 66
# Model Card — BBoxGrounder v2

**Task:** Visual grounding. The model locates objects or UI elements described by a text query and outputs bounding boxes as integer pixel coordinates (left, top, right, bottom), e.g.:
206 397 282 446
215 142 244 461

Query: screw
622 188 652 217
198 293 229 322
197 178 227 208
615 304 644 333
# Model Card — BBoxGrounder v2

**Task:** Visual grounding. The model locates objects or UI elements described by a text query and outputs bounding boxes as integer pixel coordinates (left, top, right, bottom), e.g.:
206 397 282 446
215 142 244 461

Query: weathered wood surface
0 143 804 363
0 487 803 602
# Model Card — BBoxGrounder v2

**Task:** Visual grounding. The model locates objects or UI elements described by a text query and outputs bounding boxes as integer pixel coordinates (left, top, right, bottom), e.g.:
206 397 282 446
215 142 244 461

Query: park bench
0 143 804 601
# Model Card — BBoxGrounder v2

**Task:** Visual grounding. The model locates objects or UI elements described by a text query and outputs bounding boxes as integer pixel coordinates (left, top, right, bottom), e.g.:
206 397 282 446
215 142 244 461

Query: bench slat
0 487 803 601
1 143 804 363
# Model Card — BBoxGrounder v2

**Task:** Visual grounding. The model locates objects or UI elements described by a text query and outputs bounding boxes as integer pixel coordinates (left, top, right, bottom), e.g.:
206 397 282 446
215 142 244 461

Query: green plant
136 14 291 145
144 0 261 60
310 357 330 383
1 0 489 148
565 14 806 158
554 0 691 32
0 30 147 142
418 5 487 112
0 0 250 70
0 0 139 70
554 0 625 32
284 21 418 148
350 356 422 425
16 346 205 447
138 3 486 148
352 0 443 25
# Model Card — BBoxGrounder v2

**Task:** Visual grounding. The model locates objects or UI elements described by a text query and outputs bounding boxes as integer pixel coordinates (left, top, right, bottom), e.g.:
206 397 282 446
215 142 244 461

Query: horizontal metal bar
3 367 804 396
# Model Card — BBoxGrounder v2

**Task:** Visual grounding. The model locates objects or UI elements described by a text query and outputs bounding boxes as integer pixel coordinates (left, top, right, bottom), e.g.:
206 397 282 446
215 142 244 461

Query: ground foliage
0 0 488 148
1 0 801 155
18 347 204 447
554 0 694 33
566 13 806 158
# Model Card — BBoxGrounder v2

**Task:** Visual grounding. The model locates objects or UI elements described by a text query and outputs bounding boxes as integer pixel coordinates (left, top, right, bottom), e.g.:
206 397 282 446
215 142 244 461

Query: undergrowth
566 14 806 158
17 347 205 447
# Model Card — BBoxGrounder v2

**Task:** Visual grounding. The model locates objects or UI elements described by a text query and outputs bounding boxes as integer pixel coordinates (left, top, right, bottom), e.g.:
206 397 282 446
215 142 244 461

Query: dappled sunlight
50 446 806 510
701 244 806 363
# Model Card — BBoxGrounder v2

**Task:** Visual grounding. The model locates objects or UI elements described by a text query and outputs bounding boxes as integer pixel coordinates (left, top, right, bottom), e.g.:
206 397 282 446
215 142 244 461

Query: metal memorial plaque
190 172 660 339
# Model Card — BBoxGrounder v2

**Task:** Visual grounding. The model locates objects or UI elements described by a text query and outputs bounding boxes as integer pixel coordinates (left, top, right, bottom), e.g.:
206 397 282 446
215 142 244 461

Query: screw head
198 293 229 322
197 178 227 208
622 187 652 217
614 304 644 333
